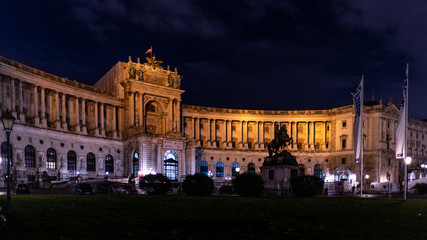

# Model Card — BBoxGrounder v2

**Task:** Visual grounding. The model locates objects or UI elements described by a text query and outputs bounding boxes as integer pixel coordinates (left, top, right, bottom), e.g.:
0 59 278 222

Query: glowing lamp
365 174 369 179
405 156 412 165
235 167 240 173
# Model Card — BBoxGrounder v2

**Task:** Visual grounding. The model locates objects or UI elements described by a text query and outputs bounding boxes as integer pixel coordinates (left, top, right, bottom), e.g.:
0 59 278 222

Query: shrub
290 175 324 197
182 173 214 196
233 173 264 196
139 173 171 195
411 183 427 195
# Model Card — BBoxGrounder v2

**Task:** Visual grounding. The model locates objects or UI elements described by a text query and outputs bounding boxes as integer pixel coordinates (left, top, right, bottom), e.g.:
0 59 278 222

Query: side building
0 55 426 189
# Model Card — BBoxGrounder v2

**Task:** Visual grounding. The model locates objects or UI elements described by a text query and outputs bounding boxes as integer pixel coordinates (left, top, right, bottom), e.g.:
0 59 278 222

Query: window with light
216 162 224 177
105 154 114 173
133 151 139 177
200 161 208 175
164 150 178 181
47 148 56 169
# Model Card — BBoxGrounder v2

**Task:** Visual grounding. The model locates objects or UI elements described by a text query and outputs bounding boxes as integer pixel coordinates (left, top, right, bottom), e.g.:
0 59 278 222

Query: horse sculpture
268 124 292 157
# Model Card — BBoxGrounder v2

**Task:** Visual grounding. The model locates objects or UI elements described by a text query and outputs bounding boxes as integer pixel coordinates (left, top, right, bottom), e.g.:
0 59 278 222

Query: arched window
86 152 96 172
200 161 208 175
164 150 178 181
247 163 255 174
133 151 139 178
105 154 114 173
24 145 35 168
46 148 57 169
67 151 77 171
1 141 12 166
298 164 305 176
216 162 224 177
314 164 322 179
232 162 239 176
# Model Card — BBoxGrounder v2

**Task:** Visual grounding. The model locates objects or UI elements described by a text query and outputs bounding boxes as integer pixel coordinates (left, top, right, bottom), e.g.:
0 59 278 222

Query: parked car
75 183 94 195
117 185 138 195
96 182 113 194
15 184 30 194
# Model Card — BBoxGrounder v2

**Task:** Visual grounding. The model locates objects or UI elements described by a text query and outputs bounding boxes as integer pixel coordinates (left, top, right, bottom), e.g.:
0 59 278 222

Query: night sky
1 1 426 119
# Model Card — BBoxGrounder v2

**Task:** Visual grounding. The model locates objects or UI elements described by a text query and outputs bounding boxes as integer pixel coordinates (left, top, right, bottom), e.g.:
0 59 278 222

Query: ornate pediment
126 56 182 89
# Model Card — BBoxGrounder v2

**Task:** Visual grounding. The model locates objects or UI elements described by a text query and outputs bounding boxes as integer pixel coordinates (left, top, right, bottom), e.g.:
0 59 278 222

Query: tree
182 173 214 196
233 173 264 196
290 175 324 197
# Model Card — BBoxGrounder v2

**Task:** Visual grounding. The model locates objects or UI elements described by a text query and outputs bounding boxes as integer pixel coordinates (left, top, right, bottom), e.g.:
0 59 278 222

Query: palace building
0 55 426 188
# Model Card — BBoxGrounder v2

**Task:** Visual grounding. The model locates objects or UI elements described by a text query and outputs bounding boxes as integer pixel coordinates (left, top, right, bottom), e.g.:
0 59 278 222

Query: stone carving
268 124 292 157
129 66 136 79
137 69 145 81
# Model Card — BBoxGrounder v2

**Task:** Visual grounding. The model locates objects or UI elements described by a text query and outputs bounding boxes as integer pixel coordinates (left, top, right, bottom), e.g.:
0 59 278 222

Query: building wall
1 55 427 188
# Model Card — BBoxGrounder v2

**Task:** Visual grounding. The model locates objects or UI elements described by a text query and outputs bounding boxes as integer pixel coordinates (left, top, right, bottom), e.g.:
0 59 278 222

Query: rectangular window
342 139 346 149
342 158 346 164
342 121 347 128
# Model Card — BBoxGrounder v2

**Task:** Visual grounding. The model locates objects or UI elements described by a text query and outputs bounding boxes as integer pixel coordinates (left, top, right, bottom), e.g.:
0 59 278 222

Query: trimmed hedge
411 183 427 195
182 173 214 196
290 175 324 197
233 173 264 196
139 173 171 195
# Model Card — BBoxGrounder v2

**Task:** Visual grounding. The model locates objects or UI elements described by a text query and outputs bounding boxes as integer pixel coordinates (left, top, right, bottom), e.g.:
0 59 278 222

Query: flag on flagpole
145 46 152 54
396 64 409 159
353 76 364 163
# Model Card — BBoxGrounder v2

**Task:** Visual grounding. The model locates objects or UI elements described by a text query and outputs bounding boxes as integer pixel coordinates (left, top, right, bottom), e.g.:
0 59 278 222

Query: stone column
226 120 231 144
61 93 67 130
10 79 16 117
195 118 200 141
254 122 259 148
175 99 181 132
81 99 87 134
75 97 80 133
33 85 39 127
53 92 60 130
94 102 99 136
129 92 134 127
118 107 123 138
18 80 24 122
259 122 264 149
167 99 173 133
312 122 316 149
238 121 243 148
243 121 248 148
112 106 117 138
295 122 299 149
100 103 105 136
190 117 195 139
40 87 46 127
138 94 144 128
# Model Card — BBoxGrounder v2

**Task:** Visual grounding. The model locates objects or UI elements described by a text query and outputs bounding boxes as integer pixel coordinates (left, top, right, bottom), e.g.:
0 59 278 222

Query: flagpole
360 76 364 198
404 63 409 201
151 46 153 59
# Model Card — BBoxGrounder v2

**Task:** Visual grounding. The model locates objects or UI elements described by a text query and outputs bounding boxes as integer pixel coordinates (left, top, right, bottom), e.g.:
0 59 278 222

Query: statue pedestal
260 150 299 195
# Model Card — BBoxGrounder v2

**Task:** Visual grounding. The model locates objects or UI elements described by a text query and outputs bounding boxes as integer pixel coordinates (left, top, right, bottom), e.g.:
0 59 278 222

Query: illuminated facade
0 55 426 188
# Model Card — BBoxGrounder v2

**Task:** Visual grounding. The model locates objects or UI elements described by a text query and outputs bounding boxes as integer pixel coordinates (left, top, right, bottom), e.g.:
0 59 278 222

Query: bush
182 173 214 196
139 174 171 195
411 183 427 195
233 173 264 196
290 175 324 197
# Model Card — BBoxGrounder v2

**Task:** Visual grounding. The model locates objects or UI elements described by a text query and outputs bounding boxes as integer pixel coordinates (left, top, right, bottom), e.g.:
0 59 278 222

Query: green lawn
1 195 427 239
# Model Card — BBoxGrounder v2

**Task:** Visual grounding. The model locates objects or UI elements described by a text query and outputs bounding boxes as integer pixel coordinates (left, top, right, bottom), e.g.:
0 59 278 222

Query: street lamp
1 111 16 215
405 156 412 165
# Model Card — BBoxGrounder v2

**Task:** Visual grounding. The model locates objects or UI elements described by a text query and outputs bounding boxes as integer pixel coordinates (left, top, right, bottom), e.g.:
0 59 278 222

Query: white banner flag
396 65 408 159
353 77 363 163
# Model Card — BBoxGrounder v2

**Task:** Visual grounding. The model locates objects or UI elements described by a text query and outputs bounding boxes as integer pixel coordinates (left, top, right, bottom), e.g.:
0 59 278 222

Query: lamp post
1 111 16 215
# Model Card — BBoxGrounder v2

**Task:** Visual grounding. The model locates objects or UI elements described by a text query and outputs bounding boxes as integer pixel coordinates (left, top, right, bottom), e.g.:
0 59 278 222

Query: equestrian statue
268 124 292 157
